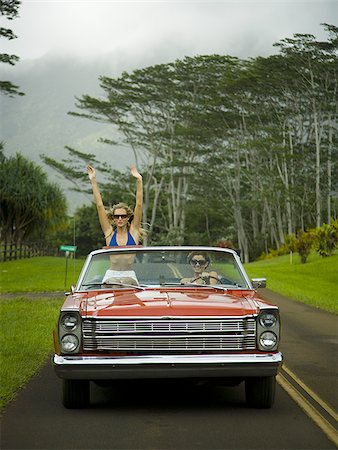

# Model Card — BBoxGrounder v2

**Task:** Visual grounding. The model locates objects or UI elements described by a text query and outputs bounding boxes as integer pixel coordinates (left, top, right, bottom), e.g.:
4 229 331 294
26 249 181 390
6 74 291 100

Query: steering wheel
189 274 222 284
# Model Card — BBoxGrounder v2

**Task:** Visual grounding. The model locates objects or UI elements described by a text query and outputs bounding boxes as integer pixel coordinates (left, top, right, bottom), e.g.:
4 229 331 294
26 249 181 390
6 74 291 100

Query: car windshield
78 247 251 291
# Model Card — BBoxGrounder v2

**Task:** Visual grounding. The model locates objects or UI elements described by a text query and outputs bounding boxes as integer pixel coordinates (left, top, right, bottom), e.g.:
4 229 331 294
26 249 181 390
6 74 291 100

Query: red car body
53 246 282 409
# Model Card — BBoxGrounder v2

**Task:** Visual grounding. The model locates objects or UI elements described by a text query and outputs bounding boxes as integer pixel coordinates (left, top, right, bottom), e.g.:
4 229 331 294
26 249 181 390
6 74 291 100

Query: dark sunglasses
191 259 207 266
113 214 128 219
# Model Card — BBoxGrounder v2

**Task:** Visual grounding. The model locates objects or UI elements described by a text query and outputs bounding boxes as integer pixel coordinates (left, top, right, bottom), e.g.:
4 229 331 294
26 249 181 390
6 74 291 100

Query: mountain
1 56 134 212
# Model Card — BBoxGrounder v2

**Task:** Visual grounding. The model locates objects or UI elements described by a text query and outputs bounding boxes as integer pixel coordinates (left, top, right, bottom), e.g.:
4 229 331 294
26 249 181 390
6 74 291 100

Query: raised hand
87 164 96 181
130 165 142 180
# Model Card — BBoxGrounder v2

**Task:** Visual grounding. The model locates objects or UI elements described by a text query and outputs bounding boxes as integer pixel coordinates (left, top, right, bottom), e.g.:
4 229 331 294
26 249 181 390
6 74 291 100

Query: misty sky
1 0 337 211
3 0 338 68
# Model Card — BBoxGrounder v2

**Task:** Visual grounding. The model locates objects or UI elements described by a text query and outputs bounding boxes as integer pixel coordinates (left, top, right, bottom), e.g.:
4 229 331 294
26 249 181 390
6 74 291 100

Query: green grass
0 297 64 411
244 252 338 314
0 256 84 411
0 256 84 292
0 253 336 411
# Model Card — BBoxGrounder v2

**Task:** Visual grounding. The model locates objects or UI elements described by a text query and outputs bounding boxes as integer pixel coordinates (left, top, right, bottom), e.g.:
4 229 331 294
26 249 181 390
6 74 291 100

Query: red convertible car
53 246 282 409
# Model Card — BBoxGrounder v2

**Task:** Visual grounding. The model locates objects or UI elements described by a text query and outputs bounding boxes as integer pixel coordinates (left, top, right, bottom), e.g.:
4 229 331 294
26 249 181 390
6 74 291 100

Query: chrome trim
82 317 257 351
83 317 256 333
53 352 283 380
54 353 283 366
83 314 258 320
82 335 256 351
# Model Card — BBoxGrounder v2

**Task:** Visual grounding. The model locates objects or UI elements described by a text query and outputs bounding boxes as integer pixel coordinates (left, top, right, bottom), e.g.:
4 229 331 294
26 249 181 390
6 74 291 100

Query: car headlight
259 312 277 328
61 334 79 352
58 311 82 354
61 313 79 331
259 332 277 350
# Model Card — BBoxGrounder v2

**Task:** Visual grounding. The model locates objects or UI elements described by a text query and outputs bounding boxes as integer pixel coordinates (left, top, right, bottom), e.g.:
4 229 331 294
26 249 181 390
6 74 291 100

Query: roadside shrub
257 223 338 263
257 233 297 260
285 233 297 253
314 220 338 257
216 239 235 249
296 230 315 264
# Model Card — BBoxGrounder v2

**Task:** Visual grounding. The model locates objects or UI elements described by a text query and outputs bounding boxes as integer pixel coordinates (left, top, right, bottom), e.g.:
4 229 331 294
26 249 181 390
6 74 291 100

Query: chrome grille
82 318 256 351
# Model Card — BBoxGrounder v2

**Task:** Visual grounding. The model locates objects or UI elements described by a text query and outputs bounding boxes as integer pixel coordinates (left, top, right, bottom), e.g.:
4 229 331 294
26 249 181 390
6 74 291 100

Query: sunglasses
191 259 207 266
113 214 128 219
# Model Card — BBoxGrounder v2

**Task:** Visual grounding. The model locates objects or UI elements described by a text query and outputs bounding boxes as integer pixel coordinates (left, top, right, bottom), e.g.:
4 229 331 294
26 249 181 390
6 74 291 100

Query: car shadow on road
90 379 246 410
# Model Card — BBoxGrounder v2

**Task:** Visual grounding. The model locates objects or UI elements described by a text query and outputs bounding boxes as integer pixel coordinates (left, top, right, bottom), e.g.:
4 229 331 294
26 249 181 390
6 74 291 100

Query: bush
295 230 315 264
314 220 338 257
255 223 338 263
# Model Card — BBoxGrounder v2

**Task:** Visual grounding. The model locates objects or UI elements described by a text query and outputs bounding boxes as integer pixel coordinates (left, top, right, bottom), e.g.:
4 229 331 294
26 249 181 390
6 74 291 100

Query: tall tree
274 28 338 227
0 152 68 242
42 24 337 259
0 0 24 96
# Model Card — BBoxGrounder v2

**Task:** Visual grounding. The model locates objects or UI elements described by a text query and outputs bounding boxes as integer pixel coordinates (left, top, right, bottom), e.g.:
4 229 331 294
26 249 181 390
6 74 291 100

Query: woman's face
190 254 208 273
113 208 129 227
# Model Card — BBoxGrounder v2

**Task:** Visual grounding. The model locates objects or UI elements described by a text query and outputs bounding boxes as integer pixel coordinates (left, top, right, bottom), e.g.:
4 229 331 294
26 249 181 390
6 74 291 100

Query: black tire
245 376 276 408
62 379 90 409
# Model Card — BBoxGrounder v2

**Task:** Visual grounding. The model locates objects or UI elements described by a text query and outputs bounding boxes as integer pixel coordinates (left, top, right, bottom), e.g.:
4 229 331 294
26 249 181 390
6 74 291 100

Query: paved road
260 288 338 412
1 290 337 450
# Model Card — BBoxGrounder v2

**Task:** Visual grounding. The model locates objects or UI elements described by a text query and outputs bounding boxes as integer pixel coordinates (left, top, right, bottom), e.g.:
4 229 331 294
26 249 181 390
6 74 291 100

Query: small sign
59 245 77 252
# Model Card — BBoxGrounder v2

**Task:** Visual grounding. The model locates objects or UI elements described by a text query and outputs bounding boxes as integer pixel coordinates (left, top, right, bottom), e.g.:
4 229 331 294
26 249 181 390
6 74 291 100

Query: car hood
78 288 261 317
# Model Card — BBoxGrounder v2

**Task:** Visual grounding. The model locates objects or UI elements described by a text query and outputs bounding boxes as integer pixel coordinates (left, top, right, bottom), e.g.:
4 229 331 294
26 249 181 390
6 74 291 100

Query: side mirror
65 285 76 296
251 278 266 289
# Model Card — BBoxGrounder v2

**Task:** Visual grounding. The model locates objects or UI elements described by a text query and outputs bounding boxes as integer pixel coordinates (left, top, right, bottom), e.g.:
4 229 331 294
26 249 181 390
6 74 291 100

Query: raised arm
87 165 112 240
130 165 143 231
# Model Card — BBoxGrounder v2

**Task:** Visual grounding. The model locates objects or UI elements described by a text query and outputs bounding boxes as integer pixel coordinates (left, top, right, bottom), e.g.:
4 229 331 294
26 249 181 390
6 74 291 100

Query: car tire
62 379 90 409
245 376 276 408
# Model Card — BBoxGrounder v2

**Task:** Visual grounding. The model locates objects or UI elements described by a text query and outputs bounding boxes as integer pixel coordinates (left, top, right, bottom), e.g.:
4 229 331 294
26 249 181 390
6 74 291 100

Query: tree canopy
43 24 338 261
0 0 24 96
0 151 68 243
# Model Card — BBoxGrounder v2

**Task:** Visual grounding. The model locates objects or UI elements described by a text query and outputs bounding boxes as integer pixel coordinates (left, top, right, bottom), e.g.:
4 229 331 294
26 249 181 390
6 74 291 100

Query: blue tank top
109 230 136 246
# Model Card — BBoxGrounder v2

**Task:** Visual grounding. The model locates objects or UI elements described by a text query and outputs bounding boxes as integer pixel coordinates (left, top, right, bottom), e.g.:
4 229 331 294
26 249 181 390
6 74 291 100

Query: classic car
53 246 282 409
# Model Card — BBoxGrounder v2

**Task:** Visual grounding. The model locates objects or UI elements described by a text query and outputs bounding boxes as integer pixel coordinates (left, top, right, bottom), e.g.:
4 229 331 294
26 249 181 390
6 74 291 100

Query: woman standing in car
86 164 143 247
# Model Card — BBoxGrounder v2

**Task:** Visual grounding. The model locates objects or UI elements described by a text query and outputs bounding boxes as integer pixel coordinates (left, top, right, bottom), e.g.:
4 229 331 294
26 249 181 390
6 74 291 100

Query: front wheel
62 379 90 409
245 376 276 408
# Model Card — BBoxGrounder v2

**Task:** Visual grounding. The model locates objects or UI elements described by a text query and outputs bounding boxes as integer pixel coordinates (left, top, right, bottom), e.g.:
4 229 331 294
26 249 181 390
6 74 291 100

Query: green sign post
59 245 77 288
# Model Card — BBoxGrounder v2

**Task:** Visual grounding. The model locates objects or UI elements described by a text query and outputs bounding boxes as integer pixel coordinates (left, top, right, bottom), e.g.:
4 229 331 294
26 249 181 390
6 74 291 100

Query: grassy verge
0 256 84 292
244 252 338 314
0 253 336 411
0 297 64 411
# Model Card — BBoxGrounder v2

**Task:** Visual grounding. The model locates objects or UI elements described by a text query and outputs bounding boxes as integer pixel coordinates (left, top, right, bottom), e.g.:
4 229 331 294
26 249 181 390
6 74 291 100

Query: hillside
1 56 134 211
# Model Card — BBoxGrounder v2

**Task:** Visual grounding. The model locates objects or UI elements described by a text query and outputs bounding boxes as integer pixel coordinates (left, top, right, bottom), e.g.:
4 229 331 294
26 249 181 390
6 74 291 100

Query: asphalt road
259 288 338 412
1 289 337 450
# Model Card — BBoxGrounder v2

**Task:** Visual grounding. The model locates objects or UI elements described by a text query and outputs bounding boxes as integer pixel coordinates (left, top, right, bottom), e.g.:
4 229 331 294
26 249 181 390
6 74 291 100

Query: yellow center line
277 371 338 447
157 268 337 444
282 364 338 422
168 263 183 279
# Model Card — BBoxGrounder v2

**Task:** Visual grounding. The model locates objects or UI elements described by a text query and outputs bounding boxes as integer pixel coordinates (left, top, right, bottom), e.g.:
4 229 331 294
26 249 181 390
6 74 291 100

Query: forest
1 23 337 262
41 24 338 262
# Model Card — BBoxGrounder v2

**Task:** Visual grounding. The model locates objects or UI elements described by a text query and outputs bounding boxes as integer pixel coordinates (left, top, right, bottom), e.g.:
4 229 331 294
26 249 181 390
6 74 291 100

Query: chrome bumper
53 352 283 380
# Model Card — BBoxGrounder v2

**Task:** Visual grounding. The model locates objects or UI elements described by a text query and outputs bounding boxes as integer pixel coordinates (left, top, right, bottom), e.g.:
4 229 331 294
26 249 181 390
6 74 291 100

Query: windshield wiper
182 283 228 291
82 282 144 290
159 282 228 291
101 281 144 290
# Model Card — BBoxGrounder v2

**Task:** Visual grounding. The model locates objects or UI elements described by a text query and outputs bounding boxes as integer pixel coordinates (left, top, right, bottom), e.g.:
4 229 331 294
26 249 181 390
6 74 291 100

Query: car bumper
53 352 283 380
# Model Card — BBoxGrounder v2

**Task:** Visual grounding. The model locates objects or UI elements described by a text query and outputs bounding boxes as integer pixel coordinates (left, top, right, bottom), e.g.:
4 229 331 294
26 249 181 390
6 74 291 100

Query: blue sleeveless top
109 230 136 246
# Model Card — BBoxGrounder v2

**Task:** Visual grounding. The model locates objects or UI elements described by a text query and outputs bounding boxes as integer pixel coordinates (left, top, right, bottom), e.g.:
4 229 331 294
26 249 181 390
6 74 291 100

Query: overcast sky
2 0 338 69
